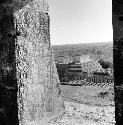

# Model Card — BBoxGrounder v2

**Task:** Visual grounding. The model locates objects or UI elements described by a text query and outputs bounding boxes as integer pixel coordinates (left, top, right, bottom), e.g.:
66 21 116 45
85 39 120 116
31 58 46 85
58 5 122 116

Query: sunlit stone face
12 0 64 124
13 0 49 13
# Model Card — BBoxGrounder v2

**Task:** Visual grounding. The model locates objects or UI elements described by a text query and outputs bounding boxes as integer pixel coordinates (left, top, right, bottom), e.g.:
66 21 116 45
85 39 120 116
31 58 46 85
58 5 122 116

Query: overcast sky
48 0 112 45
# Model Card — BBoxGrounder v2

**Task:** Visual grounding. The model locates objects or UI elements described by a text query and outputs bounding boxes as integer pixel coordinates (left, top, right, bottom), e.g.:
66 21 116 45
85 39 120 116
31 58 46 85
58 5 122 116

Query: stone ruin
0 0 64 125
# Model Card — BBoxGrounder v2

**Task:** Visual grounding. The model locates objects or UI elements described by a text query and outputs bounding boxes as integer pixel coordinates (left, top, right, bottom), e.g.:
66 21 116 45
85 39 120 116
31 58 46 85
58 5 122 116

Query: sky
48 0 112 45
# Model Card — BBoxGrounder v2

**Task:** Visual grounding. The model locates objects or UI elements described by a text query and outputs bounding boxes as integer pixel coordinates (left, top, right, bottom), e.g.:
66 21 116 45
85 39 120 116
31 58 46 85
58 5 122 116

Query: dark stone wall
113 0 123 124
0 2 19 125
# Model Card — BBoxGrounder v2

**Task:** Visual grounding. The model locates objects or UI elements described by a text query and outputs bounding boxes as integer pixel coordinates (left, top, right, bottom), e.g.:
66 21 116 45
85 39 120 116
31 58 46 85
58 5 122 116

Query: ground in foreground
48 82 115 125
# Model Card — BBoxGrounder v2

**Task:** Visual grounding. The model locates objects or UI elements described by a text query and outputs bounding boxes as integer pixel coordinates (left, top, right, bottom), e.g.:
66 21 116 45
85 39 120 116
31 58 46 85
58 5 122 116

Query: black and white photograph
0 0 118 125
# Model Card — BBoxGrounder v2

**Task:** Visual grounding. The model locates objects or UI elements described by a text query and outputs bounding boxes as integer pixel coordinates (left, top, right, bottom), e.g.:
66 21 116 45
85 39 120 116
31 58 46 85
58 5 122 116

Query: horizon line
51 41 113 46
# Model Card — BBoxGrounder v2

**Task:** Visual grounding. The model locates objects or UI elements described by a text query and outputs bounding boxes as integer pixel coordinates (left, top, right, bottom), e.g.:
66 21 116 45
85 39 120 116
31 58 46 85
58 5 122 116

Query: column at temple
13 0 64 124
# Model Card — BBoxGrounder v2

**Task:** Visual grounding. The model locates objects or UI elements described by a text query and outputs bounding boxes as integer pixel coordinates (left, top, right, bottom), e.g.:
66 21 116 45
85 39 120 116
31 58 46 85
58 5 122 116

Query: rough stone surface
13 0 64 124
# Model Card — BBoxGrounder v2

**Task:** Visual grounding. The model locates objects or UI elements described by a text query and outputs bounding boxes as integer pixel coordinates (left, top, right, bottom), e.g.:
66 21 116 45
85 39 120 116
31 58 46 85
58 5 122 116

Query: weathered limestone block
13 0 64 124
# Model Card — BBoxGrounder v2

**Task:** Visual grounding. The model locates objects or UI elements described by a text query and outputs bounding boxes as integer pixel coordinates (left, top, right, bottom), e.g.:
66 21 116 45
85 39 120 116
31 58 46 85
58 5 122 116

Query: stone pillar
113 0 123 124
14 0 64 124
1 0 64 125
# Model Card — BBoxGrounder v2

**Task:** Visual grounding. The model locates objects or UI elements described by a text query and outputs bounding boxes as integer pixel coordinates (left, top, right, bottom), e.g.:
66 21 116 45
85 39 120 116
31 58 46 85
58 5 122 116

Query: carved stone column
13 0 64 125
0 0 64 125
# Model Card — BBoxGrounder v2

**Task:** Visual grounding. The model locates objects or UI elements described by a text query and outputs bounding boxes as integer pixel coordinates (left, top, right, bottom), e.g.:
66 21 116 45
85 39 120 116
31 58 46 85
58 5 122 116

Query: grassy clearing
60 82 114 106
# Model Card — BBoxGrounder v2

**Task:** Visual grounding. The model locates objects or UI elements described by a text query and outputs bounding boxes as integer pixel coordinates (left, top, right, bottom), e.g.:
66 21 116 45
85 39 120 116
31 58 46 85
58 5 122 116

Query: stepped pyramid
13 0 64 124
